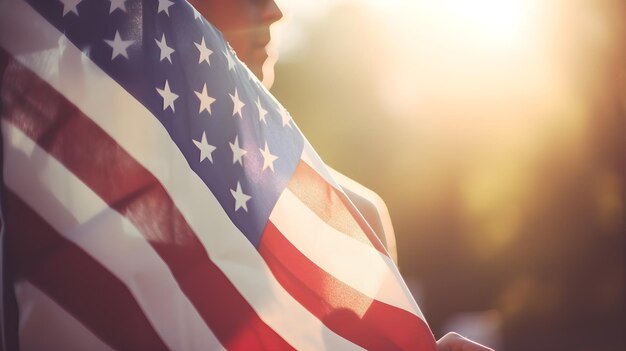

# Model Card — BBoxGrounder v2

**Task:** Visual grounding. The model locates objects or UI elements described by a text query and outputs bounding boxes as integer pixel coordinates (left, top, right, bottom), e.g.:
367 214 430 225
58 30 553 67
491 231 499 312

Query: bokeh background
269 0 625 350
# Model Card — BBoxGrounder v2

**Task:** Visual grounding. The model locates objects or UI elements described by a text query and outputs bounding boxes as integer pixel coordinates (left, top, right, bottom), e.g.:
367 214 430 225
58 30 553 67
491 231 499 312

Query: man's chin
246 60 275 90
261 54 279 89
245 63 262 81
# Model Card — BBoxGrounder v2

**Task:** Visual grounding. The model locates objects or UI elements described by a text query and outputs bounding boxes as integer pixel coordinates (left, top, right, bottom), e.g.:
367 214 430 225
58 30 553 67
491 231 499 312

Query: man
4 0 417 348
187 0 399 262
187 0 494 350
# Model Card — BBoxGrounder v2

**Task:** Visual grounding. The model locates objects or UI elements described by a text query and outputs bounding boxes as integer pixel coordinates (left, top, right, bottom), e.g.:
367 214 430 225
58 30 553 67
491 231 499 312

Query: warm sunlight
270 1 624 348
369 0 551 135
442 0 536 46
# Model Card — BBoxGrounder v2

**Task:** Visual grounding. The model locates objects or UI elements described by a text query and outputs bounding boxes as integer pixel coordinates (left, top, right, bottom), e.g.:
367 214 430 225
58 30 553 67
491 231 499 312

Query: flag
0 0 437 349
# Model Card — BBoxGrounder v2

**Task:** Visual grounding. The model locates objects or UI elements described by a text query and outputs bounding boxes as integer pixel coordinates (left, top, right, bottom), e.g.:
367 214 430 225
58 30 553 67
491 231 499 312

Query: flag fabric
0 0 437 349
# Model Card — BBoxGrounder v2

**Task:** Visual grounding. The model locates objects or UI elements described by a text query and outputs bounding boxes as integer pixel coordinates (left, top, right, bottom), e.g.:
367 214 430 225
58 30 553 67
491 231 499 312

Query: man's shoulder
327 168 398 264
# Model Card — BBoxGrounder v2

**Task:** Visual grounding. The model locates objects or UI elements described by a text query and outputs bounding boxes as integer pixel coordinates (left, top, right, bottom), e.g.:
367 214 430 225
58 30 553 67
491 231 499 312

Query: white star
229 135 247 166
194 37 212 65
60 0 81 16
108 0 126 14
223 49 236 71
259 141 278 172
155 34 175 63
157 0 174 16
230 181 251 212
256 97 268 124
192 131 216 163
104 30 134 60
229 88 245 118
194 83 215 115
278 107 292 128
156 80 178 112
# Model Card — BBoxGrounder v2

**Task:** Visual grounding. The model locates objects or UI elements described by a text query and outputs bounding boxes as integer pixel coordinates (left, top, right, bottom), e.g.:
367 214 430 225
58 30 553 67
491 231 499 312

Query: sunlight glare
444 0 535 45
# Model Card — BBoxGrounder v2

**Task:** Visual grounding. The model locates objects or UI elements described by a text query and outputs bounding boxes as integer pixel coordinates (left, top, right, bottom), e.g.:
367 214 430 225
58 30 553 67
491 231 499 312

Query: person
187 0 399 262
187 1 494 350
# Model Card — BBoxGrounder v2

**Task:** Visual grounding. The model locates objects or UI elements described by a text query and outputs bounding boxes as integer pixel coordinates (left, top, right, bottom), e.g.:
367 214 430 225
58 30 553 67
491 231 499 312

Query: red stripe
259 221 437 351
287 160 388 255
4 191 169 350
1 51 292 350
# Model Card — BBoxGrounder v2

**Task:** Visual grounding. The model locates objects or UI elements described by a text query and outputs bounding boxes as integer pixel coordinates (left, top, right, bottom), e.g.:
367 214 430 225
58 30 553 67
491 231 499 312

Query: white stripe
14 280 114 351
271 188 425 319
2 121 224 351
0 1 360 349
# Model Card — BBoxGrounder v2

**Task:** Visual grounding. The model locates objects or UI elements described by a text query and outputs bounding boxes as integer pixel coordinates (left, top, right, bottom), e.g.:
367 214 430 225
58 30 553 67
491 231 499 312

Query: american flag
0 0 437 349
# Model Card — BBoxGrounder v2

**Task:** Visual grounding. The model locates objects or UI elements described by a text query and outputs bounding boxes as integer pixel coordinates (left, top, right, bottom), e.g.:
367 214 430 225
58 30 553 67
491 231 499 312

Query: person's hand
436 332 495 351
